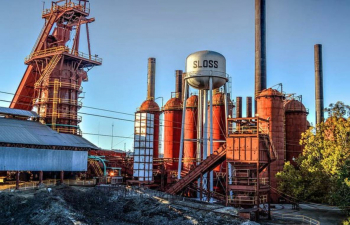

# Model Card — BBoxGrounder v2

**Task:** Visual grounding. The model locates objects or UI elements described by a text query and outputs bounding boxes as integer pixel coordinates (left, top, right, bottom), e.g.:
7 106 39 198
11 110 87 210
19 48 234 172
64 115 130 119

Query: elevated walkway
166 144 227 195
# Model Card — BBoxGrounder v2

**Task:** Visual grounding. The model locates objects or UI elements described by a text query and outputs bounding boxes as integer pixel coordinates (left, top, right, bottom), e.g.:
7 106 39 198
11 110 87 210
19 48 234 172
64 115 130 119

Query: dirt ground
0 185 319 225
0 185 244 225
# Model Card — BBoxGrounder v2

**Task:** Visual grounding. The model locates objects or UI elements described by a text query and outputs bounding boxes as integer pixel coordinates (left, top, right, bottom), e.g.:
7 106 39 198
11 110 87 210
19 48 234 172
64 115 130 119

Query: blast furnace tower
10 0 102 135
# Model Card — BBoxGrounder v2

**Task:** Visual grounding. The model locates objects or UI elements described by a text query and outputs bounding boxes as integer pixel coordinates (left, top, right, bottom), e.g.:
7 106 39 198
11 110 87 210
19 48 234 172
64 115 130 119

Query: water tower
178 50 229 199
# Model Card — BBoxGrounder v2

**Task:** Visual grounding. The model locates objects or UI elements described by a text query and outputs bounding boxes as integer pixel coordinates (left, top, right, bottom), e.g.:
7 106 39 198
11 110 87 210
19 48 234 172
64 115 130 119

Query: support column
203 90 208 199
197 90 203 199
60 171 64 184
178 81 189 180
39 171 43 185
268 162 271 220
16 171 20 190
209 77 214 202
224 83 233 196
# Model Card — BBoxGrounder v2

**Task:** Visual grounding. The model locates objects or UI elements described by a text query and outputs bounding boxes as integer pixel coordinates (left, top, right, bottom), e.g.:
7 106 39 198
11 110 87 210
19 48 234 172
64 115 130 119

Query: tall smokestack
246 96 252 117
314 44 324 124
147 58 156 100
175 70 183 99
182 73 189 101
236 97 242 118
255 0 267 113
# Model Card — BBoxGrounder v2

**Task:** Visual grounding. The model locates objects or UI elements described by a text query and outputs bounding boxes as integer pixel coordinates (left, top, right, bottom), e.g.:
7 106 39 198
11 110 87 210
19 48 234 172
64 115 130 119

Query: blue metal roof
0 107 39 118
0 118 98 149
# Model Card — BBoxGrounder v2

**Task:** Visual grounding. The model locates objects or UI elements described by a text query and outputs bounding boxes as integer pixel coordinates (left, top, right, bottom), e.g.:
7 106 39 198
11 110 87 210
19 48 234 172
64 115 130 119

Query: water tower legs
177 82 189 179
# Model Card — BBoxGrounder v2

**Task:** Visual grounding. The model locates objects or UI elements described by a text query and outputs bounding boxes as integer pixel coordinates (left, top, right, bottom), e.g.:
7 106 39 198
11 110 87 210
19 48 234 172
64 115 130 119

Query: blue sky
0 0 349 151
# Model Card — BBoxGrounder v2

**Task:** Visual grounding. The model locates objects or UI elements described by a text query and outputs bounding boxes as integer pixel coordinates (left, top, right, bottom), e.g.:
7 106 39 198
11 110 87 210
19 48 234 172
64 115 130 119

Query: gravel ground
0 185 314 225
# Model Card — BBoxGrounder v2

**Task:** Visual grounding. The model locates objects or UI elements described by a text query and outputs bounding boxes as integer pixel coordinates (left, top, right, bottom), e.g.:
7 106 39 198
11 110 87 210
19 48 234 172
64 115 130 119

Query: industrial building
0 0 328 222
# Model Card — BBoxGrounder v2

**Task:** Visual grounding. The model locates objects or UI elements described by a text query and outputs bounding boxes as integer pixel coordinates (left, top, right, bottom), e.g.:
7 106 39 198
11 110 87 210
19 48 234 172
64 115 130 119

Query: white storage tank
186 50 227 90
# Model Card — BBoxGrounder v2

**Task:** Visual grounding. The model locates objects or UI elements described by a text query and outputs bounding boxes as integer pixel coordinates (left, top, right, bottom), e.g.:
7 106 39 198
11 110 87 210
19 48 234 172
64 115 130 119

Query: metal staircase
88 159 103 177
33 12 58 54
35 54 62 88
166 144 227 195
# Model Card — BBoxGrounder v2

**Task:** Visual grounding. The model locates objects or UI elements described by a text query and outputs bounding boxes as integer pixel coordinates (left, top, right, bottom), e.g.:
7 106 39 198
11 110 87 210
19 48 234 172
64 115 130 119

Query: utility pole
111 123 114 150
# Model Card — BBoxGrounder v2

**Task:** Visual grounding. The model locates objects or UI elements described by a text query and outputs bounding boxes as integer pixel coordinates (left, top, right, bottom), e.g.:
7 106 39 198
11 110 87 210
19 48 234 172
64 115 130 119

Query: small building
0 107 97 173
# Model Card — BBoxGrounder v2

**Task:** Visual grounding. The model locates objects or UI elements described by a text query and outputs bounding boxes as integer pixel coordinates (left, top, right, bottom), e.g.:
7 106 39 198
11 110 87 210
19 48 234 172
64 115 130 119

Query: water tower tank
186 51 227 90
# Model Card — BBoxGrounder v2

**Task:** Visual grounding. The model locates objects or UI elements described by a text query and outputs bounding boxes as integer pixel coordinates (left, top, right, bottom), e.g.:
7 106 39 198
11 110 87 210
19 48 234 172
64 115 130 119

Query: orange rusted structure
210 92 228 174
138 100 160 158
184 95 198 170
284 99 308 166
163 97 182 170
226 117 275 218
10 0 101 135
256 88 285 202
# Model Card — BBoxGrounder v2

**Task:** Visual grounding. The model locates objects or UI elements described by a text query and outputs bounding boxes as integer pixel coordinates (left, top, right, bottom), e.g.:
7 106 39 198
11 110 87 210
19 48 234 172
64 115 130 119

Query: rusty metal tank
285 99 308 166
256 88 284 202
209 92 233 173
163 97 183 170
139 99 161 158
184 95 198 170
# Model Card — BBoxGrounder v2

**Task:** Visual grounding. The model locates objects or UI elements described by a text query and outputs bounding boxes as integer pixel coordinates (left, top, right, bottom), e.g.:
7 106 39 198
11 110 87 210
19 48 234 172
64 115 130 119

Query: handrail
33 98 83 107
56 127 81 136
272 212 320 225
25 46 102 64
42 2 90 16
45 112 82 121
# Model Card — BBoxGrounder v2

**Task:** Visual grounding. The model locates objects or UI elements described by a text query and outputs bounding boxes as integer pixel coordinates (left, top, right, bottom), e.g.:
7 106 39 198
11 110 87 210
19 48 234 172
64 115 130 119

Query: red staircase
166 144 227 195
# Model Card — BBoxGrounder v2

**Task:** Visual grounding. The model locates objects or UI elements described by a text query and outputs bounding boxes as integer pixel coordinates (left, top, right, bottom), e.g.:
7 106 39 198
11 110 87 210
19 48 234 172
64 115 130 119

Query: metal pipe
147 58 156 100
39 171 43 185
197 90 203 199
224 84 229 136
203 90 208 196
246 96 252 117
255 0 267 113
236 97 242 118
177 81 189 180
209 77 214 202
175 70 183 99
197 90 203 164
16 171 20 190
314 44 324 124
203 90 208 161
60 171 64 184
224 84 232 196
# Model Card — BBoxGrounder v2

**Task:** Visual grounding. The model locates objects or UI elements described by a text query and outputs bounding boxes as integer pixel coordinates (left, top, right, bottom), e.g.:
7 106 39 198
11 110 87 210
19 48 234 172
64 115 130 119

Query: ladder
35 54 62 88
51 79 59 130
166 144 227 195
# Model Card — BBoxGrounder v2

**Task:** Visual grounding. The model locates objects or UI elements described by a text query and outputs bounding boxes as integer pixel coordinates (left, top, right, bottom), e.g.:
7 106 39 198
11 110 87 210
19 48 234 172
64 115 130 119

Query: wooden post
60 171 64 184
39 171 43 185
16 171 20 190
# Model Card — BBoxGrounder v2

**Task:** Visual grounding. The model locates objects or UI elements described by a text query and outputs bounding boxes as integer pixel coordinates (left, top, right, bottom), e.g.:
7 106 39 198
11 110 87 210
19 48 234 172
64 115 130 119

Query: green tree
276 101 350 221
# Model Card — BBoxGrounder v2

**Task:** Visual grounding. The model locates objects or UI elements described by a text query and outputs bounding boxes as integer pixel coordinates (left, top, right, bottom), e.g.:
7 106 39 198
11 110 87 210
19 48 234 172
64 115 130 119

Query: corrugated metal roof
0 118 98 149
0 107 39 118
